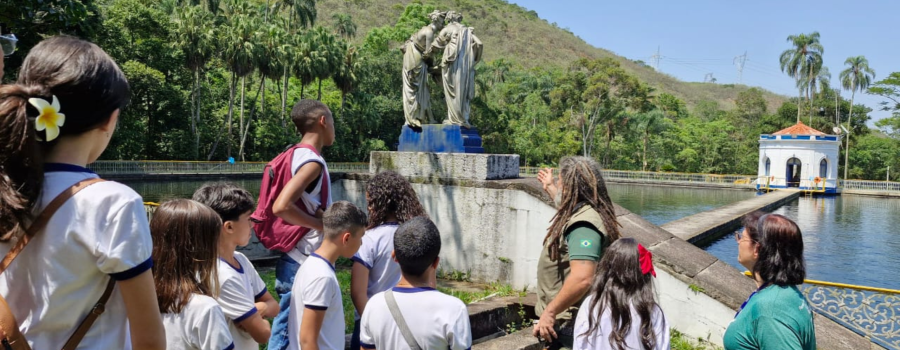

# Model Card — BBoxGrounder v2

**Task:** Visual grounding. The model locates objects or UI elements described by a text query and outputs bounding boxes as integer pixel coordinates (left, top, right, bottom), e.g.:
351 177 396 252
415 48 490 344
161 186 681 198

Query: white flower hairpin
29 95 66 142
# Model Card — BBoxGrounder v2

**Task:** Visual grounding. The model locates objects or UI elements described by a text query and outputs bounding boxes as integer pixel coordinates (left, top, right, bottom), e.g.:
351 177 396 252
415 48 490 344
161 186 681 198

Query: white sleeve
98 193 153 281
300 275 337 310
352 234 377 270
243 258 267 300
217 277 258 323
358 296 377 349
193 301 236 350
653 306 670 350
573 295 592 350
449 302 473 350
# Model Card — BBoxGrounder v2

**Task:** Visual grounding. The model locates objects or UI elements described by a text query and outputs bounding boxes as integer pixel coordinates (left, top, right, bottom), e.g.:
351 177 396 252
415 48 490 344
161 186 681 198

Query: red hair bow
638 244 656 277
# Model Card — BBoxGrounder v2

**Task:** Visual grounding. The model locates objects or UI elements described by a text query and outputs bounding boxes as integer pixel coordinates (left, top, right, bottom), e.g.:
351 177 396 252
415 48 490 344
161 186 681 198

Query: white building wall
758 138 840 190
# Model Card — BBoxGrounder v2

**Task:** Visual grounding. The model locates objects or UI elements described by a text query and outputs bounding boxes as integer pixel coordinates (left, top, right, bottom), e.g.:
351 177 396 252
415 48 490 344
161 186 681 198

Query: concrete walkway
661 190 801 244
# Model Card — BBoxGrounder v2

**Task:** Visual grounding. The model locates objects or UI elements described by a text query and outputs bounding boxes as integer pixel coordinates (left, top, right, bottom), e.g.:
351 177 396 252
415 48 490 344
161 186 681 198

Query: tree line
2 1 899 180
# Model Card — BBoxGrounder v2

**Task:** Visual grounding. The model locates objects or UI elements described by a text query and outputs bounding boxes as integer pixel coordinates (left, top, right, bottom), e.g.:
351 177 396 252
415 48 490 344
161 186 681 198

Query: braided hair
544 156 621 261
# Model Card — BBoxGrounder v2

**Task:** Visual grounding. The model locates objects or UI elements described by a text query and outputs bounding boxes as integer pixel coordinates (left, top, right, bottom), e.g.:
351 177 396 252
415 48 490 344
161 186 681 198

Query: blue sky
507 0 896 126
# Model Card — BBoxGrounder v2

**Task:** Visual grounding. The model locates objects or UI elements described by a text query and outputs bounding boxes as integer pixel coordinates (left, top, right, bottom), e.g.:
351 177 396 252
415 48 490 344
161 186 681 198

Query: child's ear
223 220 234 234
391 250 397 263
342 232 352 245
431 256 440 269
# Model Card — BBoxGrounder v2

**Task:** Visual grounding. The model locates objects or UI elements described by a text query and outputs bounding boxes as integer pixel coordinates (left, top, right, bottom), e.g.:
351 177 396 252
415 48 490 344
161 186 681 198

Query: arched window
786 158 802 187
819 159 828 178
765 158 771 176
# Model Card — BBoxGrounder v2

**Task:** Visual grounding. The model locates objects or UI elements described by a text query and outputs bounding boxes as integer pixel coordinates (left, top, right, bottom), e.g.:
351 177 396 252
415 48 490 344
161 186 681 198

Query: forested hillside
1 0 898 180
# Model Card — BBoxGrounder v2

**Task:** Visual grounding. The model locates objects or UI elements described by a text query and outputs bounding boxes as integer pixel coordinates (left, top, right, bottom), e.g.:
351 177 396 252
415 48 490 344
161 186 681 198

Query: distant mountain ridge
315 0 788 110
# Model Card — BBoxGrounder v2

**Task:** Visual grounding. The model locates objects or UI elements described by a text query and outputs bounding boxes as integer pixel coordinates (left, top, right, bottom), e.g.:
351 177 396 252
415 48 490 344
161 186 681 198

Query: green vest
535 204 608 320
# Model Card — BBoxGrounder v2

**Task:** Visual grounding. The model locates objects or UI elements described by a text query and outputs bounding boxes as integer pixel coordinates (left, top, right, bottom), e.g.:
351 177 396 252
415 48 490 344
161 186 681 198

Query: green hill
315 0 787 111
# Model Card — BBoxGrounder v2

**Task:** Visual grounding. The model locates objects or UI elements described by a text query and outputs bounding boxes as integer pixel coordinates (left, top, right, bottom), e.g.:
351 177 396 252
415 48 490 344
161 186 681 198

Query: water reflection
607 183 757 226
703 195 900 290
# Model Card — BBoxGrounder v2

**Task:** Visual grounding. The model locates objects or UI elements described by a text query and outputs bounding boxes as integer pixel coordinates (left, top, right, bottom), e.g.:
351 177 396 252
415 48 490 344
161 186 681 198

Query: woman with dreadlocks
534 156 622 350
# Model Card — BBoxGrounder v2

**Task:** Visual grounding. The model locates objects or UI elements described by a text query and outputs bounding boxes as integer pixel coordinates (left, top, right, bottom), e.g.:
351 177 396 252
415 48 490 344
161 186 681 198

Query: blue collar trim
219 257 244 274
44 163 96 174
391 286 436 293
310 252 335 271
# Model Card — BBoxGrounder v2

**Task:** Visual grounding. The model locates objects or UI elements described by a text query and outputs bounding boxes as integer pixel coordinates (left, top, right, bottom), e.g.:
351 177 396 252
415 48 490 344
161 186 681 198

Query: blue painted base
756 184 840 195
398 124 484 153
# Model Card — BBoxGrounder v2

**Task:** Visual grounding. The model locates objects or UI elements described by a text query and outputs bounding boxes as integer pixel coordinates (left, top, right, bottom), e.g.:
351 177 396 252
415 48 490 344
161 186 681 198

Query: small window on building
765 158 771 176
819 159 828 178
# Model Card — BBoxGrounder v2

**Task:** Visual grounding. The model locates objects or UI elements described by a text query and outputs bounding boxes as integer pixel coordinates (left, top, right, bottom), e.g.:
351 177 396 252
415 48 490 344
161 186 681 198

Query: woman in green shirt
723 212 816 350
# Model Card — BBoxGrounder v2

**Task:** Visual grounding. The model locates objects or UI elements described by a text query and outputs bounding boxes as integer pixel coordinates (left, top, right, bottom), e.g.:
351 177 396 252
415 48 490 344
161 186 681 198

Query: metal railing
90 160 266 174
741 272 900 349
840 179 900 192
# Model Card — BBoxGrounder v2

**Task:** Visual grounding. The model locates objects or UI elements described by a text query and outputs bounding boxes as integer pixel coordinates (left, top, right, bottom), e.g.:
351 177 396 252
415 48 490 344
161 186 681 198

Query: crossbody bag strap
384 290 422 350
0 178 105 350
61 278 115 350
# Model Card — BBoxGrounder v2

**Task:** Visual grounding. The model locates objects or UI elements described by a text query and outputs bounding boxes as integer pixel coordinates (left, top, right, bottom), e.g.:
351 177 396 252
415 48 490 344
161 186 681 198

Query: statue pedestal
398 124 484 153
370 151 519 180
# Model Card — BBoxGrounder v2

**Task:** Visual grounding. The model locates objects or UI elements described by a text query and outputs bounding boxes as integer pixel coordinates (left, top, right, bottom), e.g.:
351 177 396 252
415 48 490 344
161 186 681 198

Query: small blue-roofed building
757 121 841 194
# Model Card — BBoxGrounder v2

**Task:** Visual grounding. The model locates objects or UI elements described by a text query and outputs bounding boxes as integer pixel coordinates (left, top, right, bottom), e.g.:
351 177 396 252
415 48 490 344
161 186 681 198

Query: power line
650 46 662 71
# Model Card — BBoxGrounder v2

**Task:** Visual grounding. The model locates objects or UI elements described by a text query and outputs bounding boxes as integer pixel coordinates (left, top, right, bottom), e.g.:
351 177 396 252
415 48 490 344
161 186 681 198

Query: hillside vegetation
315 0 787 110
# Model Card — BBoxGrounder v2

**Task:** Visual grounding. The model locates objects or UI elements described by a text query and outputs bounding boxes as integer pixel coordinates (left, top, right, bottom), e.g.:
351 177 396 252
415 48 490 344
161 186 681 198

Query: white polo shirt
162 294 235 350
286 148 332 265
0 164 154 350
216 252 268 350
360 287 472 350
351 223 402 308
288 253 344 350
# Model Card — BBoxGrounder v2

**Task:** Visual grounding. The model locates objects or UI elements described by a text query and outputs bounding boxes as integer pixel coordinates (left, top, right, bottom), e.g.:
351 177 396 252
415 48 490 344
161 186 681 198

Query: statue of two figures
402 10 483 129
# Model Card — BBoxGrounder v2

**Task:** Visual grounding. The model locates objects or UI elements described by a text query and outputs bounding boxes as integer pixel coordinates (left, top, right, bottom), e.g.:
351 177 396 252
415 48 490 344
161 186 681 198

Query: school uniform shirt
286 147 333 265
351 223 401 317
0 164 154 350
573 294 670 350
216 252 268 350
723 285 816 350
359 287 472 350
162 294 235 350
287 253 344 350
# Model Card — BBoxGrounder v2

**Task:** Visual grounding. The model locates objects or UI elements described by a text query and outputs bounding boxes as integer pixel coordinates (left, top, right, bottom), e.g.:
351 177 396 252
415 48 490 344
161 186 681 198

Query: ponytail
0 84 49 241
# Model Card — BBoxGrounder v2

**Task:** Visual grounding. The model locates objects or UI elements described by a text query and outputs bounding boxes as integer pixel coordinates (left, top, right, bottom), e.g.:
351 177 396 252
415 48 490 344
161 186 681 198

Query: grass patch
671 329 721 350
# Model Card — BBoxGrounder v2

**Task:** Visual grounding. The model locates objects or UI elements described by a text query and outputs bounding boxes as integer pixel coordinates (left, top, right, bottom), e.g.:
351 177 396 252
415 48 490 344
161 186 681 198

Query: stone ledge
370 151 520 181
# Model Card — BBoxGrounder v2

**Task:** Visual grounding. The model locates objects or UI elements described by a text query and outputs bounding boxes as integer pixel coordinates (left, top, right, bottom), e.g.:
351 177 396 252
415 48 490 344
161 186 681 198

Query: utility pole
734 51 748 84
704 73 715 83
650 46 662 71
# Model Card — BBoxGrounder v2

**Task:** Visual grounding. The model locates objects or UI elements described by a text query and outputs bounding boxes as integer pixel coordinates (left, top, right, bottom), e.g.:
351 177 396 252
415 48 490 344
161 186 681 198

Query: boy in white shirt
194 183 279 350
288 201 367 350
359 217 473 350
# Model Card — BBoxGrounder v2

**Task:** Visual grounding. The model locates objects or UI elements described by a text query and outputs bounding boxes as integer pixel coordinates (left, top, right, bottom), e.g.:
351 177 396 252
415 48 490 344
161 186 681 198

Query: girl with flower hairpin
0 36 165 349
573 238 670 350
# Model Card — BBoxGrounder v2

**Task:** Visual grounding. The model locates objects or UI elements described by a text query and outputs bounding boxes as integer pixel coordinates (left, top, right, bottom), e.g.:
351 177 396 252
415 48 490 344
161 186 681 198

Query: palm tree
216 3 258 159
276 0 317 118
839 55 875 180
311 27 339 100
797 65 831 125
173 5 216 159
331 13 357 39
635 109 667 171
779 32 824 123
331 41 359 113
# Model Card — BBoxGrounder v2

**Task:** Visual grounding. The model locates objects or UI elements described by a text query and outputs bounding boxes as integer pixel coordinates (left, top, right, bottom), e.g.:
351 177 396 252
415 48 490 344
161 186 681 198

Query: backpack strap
0 178 105 350
295 144 330 211
61 278 115 350
384 290 422 350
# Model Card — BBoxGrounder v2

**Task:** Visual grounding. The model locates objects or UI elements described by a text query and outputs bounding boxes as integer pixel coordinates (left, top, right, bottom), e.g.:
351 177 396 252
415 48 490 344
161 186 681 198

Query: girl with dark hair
0 36 165 349
534 156 622 349
573 238 669 350
151 199 234 350
723 212 816 350
349 171 427 350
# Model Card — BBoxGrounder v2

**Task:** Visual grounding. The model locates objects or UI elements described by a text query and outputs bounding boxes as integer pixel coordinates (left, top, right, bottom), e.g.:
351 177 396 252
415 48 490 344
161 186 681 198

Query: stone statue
432 11 483 128
401 10 445 128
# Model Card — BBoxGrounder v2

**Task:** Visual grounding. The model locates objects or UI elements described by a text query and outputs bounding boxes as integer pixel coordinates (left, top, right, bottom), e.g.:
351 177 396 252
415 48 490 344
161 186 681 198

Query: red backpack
252 143 330 253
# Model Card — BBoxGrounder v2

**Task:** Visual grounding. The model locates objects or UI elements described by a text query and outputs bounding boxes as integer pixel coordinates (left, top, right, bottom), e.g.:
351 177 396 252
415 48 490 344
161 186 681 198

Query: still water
703 195 900 290
122 179 899 290
607 183 757 226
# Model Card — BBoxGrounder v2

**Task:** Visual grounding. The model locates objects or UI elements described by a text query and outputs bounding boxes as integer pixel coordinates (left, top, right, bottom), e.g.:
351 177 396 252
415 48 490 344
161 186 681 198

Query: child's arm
254 290 279 318
299 308 326 350
119 271 166 350
273 162 325 231
236 313 271 343
350 262 370 315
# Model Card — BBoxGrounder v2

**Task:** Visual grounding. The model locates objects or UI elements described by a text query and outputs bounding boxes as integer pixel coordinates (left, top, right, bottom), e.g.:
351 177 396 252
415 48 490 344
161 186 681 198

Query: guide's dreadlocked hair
544 156 621 261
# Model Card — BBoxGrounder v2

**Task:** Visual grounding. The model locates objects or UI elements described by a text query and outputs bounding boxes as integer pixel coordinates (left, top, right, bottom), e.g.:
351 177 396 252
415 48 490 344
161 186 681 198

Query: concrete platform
370 151 520 180
661 190 801 245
